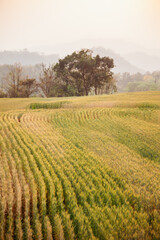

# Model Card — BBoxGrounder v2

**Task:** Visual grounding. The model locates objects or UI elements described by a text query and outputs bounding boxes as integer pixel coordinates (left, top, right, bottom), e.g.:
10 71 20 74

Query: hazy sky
0 0 160 52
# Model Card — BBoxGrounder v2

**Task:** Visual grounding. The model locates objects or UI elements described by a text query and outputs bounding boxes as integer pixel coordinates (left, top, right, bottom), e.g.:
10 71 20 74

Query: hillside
0 92 160 239
124 52 160 72
92 47 144 73
0 47 145 74
0 50 59 65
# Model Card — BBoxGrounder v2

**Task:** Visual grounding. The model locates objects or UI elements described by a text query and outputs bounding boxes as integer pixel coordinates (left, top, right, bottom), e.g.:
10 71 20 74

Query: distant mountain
29 38 160 73
1 47 159 74
124 52 160 72
92 47 144 74
30 38 148 57
0 50 59 65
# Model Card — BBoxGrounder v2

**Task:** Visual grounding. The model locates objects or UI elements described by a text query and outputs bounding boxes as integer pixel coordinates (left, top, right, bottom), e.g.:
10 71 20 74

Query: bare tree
5 63 22 97
39 64 55 97
19 78 38 97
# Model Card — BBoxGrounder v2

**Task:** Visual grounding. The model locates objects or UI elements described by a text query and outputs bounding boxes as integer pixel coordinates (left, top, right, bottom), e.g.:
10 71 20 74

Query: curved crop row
0 102 160 239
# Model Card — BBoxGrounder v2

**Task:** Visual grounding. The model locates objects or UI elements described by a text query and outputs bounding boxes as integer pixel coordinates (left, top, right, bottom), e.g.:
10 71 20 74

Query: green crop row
29 101 70 109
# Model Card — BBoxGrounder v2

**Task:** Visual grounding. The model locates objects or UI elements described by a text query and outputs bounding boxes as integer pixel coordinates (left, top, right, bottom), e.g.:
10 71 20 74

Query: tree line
115 71 160 92
0 49 116 98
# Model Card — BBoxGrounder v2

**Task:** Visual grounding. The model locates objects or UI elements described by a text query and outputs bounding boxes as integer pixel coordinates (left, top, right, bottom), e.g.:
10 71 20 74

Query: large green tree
92 54 115 95
53 49 116 96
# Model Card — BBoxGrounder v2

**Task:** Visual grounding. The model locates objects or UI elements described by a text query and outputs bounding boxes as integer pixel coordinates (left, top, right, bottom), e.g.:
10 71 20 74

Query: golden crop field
0 91 160 240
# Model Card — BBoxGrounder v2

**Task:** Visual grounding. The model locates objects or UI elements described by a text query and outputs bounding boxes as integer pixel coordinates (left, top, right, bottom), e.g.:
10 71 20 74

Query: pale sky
0 0 160 52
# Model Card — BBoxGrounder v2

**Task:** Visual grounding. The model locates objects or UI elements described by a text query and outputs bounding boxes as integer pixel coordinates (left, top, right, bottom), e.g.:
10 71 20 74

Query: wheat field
0 92 160 240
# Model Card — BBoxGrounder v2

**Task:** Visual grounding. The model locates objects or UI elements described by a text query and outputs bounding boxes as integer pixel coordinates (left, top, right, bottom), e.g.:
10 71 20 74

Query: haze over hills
29 38 149 56
0 38 160 73
0 50 59 66
0 47 144 74
92 47 144 74
28 38 160 72
124 52 160 72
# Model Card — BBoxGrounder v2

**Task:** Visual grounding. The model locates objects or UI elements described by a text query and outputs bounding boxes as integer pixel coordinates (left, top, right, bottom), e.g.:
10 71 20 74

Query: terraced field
0 92 160 240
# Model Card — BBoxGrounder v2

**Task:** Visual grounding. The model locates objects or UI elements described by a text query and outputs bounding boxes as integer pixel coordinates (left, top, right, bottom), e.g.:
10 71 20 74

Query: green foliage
126 81 160 92
29 101 69 109
53 49 116 96
137 103 160 110
115 71 160 93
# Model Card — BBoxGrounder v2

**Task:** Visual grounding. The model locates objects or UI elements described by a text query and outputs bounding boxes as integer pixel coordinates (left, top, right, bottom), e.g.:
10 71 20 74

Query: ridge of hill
0 50 59 65
92 47 144 73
